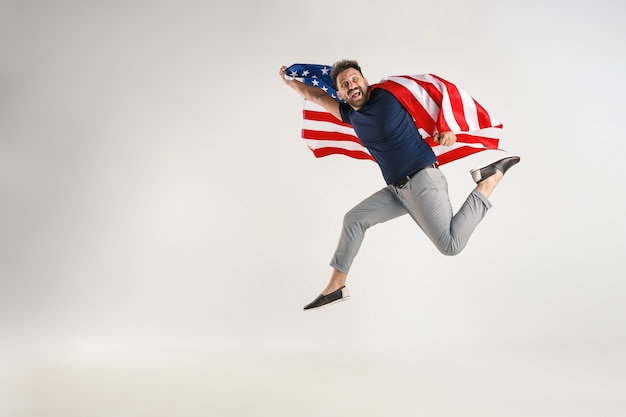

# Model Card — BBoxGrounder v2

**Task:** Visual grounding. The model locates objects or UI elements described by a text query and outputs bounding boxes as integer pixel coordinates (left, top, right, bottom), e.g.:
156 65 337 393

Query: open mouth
350 89 362 99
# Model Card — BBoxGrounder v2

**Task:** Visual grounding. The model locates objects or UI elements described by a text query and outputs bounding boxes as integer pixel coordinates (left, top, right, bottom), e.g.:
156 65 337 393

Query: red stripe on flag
404 76 444 106
311 147 375 160
454 133 500 149
473 100 494 129
302 129 364 144
407 76 449 133
303 109 352 127
441 79 470 131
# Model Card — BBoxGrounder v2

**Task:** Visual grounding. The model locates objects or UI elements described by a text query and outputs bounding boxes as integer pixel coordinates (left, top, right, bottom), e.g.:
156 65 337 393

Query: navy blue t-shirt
340 88 437 185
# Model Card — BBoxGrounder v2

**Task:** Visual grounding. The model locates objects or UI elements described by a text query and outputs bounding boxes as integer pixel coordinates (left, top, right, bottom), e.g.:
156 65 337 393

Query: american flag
285 63 507 166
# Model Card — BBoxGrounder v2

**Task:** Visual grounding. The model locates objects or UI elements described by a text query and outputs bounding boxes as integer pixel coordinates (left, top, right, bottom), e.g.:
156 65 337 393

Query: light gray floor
4 345 625 417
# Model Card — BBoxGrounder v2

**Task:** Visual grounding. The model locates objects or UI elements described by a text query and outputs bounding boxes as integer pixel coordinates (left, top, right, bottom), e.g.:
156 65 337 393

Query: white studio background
1 0 625 414
1 0 625 353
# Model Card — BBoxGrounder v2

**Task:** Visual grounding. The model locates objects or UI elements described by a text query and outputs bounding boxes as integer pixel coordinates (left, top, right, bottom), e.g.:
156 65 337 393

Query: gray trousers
330 167 492 274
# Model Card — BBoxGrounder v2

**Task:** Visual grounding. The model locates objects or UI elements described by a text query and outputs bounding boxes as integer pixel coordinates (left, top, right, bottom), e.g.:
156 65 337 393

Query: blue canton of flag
285 63 344 103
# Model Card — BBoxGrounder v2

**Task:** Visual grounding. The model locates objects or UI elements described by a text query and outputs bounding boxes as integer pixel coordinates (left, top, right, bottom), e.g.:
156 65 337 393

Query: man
279 60 519 311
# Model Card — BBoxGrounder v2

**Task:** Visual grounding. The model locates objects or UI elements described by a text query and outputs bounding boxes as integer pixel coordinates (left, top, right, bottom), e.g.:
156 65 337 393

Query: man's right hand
278 64 342 121
279 66 293 85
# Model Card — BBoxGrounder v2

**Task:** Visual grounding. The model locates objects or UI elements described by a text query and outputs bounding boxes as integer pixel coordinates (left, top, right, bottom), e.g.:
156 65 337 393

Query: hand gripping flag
285 63 508 166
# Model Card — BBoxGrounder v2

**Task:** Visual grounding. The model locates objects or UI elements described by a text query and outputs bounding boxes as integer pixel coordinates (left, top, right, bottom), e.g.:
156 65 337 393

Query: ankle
322 271 347 295
476 170 503 198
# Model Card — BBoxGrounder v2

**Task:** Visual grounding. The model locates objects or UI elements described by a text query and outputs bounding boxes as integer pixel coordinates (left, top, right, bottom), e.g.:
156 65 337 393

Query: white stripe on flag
302 119 357 137
303 139 372 154
382 76 440 122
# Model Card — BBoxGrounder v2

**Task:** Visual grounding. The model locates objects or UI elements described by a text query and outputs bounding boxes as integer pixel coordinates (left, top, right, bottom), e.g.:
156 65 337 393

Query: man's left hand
433 131 457 146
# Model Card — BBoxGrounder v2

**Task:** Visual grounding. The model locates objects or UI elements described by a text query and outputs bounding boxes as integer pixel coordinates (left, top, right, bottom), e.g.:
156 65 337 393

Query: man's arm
279 66 342 121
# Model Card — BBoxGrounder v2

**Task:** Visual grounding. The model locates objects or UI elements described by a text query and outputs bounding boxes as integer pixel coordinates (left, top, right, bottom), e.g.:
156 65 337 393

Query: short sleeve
339 102 353 124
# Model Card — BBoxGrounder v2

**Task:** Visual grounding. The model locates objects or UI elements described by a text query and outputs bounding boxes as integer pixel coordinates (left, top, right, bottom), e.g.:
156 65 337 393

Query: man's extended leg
394 167 492 256
330 186 407 277
303 186 407 310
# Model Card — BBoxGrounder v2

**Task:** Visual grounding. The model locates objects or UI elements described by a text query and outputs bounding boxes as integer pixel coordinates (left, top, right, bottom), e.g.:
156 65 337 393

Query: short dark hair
331 59 362 88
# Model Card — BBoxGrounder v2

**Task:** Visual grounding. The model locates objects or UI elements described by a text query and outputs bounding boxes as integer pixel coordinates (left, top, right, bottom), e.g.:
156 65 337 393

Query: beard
343 86 369 109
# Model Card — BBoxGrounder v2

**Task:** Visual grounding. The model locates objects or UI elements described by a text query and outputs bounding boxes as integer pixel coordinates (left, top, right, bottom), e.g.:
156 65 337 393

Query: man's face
336 68 369 110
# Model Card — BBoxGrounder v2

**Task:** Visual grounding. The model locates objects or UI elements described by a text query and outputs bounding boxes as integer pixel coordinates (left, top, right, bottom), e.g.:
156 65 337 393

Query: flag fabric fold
285 63 508 166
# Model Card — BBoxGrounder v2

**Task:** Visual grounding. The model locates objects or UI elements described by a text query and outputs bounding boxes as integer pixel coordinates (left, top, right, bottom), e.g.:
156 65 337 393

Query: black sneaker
303 286 350 311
